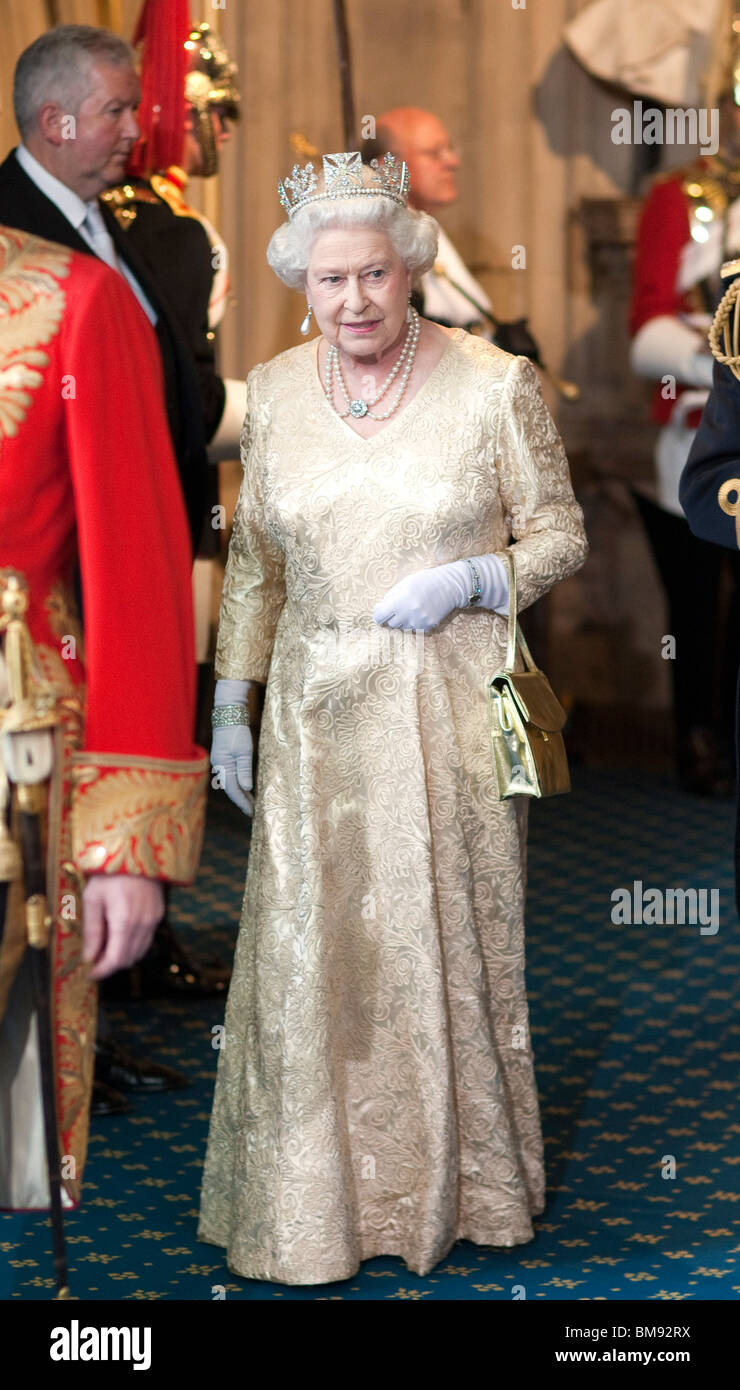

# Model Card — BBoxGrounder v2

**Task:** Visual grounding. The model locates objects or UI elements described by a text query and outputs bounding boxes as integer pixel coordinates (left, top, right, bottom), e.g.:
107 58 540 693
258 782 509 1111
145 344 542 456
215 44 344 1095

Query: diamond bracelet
465 559 482 606
211 703 249 728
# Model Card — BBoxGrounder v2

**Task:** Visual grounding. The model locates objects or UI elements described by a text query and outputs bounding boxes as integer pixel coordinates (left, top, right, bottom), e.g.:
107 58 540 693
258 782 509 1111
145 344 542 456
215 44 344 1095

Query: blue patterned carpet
3 769 740 1301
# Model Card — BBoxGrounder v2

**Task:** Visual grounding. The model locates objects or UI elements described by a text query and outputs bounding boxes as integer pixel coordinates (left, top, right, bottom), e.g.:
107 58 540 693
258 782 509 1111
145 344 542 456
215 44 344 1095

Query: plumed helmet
184 22 240 177
128 1 240 178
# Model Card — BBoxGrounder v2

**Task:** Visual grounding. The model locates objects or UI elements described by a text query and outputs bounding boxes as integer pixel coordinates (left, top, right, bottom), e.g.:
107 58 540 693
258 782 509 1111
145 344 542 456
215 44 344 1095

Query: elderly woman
198 151 588 1284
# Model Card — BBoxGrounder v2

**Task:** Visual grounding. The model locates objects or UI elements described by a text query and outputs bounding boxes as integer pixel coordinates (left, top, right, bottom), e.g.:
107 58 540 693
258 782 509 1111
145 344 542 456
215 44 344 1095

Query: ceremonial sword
0 575 70 1300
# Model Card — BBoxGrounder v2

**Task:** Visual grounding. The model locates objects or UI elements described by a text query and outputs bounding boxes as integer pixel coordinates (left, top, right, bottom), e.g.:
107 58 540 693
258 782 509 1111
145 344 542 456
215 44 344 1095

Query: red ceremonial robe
0 227 208 1209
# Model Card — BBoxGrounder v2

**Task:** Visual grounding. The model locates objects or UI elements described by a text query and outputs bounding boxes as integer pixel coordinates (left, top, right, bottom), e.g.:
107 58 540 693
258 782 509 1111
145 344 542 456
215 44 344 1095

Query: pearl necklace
324 307 421 420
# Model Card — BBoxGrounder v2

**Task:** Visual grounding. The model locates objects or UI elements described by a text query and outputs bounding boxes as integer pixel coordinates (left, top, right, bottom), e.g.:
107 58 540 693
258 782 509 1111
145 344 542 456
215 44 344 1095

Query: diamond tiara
278 150 410 219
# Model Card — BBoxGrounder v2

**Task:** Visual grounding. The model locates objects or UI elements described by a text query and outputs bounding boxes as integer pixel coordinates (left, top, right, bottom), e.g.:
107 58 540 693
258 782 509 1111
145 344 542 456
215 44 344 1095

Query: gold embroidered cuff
70 752 209 883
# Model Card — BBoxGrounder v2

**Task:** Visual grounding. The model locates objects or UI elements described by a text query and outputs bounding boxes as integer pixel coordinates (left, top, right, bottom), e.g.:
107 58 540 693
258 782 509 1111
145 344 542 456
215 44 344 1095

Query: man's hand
82 874 165 980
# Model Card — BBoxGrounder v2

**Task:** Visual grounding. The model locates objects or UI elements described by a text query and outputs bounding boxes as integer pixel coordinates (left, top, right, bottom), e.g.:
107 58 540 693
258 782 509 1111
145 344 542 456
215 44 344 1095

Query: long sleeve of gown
492 355 589 611
215 365 287 682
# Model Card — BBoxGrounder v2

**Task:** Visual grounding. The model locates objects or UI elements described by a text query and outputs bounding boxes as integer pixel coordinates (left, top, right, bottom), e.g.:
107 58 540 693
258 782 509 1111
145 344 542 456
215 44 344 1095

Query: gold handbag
488 550 571 799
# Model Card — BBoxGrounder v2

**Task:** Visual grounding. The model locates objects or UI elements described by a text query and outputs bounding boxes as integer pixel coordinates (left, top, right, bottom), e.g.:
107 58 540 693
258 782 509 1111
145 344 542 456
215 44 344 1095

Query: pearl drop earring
300 304 313 335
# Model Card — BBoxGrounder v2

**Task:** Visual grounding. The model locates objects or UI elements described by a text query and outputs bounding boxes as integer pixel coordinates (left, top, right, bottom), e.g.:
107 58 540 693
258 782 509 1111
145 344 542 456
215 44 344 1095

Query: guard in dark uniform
102 17 244 462
681 261 740 912
681 364 740 551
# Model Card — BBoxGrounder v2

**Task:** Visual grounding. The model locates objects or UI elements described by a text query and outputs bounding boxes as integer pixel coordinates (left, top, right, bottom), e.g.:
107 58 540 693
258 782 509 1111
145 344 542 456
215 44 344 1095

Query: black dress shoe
94 1037 189 1093
100 918 230 1001
677 726 736 798
91 1079 133 1117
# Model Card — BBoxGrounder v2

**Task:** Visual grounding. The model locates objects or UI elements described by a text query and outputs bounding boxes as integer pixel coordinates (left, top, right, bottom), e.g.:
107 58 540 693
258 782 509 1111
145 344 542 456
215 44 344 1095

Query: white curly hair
267 194 439 291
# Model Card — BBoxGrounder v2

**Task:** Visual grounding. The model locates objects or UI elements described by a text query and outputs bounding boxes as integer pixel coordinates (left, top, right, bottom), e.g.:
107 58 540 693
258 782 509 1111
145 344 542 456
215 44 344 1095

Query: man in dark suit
0 23 207 550
102 11 246 745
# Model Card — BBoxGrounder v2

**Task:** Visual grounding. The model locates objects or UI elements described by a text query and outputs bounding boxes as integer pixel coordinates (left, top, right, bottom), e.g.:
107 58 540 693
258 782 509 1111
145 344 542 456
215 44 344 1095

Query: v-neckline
311 328 465 446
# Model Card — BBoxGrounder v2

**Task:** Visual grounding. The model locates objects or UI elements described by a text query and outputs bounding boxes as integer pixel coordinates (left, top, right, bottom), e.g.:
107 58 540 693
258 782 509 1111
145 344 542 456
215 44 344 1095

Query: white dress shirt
15 144 156 325
420 227 494 330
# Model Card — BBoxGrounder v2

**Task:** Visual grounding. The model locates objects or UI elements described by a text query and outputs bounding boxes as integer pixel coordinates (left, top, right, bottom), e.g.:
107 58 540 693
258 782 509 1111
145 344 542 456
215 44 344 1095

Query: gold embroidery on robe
71 755 209 883
0 232 71 442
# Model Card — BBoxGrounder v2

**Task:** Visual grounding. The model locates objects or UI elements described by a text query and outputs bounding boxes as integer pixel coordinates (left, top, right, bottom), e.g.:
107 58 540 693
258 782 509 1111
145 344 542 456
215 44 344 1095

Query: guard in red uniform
630 134 740 795
0 226 208 1210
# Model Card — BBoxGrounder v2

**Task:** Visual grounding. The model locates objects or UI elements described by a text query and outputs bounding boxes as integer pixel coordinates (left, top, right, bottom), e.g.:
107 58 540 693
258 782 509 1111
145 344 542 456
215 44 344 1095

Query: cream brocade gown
198 329 588 1283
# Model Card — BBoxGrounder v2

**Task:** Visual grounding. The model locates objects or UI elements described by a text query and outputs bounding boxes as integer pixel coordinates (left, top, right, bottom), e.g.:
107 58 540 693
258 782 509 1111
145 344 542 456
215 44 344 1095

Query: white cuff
214 678 252 706
630 315 714 388
475 554 509 614
456 554 509 614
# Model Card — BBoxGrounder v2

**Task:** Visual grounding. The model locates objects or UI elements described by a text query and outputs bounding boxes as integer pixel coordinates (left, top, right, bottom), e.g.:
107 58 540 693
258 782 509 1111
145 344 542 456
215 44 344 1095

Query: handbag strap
502 549 539 675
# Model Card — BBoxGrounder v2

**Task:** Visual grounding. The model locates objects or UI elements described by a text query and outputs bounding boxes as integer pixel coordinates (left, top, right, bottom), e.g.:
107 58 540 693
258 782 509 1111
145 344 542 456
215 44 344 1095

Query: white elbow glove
211 677 255 816
373 555 509 632
630 315 714 389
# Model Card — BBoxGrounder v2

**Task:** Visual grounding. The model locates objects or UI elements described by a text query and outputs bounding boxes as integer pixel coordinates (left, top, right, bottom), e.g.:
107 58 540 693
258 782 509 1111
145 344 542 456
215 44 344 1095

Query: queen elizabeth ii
198 151 588 1284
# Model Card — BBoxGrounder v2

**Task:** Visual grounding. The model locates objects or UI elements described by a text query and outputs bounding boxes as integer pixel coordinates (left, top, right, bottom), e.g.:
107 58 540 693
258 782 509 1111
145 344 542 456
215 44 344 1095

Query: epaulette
652 155 709 188
653 155 740 210
148 173 201 221
684 159 740 205
100 182 161 229
650 155 740 249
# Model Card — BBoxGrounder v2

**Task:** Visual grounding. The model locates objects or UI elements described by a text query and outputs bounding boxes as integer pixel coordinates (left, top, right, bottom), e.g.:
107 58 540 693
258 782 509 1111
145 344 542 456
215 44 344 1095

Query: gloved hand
630 314 714 389
82 874 165 980
373 554 509 632
211 678 255 816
